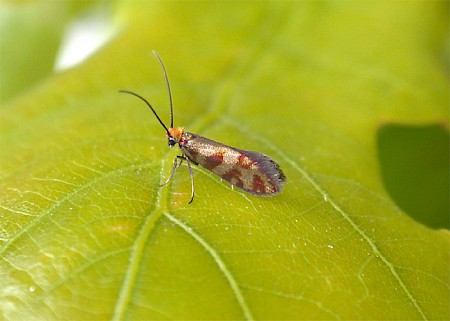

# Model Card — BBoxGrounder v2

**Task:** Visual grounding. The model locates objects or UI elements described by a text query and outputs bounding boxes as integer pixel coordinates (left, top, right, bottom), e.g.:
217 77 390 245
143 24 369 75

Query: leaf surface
1 2 449 320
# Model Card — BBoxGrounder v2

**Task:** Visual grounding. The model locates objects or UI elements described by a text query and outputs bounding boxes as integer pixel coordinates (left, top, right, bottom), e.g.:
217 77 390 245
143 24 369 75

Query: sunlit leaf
1 2 448 320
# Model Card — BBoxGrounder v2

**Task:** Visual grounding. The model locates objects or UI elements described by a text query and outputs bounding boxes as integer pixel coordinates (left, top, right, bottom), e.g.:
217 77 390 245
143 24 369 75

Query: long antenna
119 90 170 134
152 50 174 128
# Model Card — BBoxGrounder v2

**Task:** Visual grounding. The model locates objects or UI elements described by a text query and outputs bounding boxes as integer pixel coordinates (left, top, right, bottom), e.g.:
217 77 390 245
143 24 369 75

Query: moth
120 51 286 203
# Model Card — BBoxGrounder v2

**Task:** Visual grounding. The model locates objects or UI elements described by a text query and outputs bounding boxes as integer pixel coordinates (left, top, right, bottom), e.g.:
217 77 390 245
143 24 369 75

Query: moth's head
167 127 184 147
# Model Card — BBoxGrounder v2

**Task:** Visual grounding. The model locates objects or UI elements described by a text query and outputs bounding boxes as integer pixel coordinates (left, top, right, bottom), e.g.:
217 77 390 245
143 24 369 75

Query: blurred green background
378 124 449 229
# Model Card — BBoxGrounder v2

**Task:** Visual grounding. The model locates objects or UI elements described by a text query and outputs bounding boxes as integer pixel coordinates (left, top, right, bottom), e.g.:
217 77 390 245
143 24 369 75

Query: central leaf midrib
112 5 310 320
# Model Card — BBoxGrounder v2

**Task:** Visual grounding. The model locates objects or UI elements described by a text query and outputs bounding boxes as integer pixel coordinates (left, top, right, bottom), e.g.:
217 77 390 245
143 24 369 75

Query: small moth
120 51 286 203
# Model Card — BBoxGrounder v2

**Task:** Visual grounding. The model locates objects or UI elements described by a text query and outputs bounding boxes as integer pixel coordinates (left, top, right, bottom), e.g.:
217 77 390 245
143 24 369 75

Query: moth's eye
168 137 177 147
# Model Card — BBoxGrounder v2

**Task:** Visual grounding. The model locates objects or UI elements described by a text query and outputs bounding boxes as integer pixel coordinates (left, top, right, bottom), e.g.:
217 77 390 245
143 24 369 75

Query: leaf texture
1 1 449 320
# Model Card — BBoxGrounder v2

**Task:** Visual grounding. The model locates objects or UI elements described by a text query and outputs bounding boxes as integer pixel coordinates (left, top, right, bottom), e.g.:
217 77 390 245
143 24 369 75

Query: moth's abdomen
181 133 286 196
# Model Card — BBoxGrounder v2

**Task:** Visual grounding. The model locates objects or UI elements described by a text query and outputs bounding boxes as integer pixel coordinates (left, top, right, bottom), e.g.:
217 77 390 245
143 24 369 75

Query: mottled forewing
181 132 286 196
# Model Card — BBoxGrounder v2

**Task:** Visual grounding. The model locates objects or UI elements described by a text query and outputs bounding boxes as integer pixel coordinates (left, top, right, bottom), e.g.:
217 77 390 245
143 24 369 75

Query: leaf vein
164 212 254 321
223 117 428 320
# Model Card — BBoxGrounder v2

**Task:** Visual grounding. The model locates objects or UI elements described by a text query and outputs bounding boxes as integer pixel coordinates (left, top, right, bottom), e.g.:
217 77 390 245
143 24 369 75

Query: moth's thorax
167 127 185 143
180 132 194 146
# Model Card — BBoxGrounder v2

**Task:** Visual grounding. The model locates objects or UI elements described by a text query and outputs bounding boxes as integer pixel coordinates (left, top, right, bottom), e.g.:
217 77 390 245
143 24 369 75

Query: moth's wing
181 133 285 196
229 148 286 195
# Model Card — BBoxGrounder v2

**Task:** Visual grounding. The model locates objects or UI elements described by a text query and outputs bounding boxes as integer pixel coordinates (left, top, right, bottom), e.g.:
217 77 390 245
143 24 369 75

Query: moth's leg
159 155 184 187
185 157 195 204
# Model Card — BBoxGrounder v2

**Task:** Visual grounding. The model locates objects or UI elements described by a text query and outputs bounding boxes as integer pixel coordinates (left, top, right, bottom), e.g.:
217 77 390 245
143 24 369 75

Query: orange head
167 127 184 147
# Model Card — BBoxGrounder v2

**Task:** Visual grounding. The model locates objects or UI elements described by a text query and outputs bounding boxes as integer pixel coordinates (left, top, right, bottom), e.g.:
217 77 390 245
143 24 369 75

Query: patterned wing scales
181 133 286 196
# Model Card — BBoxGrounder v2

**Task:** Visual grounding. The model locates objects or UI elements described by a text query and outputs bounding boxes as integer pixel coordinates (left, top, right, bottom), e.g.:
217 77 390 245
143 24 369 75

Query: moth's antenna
119 90 170 134
152 50 174 128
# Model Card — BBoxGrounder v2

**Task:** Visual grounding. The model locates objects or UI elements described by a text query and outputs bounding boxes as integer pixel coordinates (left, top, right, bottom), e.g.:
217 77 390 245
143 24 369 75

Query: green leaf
0 1 91 104
1 1 449 320
378 124 449 229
